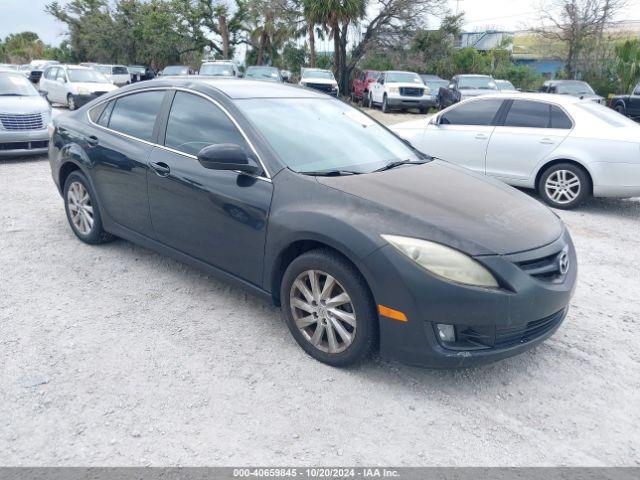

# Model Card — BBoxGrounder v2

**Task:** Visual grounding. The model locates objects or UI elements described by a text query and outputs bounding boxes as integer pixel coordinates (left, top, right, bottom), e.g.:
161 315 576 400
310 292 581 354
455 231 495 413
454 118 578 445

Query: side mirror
197 144 261 175
429 115 440 125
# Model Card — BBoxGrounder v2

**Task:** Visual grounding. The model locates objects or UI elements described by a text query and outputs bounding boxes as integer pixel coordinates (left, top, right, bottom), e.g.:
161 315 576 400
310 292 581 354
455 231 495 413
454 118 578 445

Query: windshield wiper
373 159 429 173
301 169 362 177
0 93 27 97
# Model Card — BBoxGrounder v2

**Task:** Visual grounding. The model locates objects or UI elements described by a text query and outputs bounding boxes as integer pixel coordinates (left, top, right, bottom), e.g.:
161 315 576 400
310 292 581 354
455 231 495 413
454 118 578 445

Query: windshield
303 70 334 80
458 76 498 90
200 64 234 76
496 80 516 90
556 81 594 95
424 79 448 91
67 68 109 83
0 73 39 96
113 66 128 75
578 102 639 128
246 67 280 80
386 72 422 84
163 66 189 75
237 98 423 174
128 66 145 74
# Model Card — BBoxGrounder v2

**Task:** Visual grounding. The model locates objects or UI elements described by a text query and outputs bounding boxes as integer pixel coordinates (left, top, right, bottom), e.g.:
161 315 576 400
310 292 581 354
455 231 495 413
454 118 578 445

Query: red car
351 69 381 106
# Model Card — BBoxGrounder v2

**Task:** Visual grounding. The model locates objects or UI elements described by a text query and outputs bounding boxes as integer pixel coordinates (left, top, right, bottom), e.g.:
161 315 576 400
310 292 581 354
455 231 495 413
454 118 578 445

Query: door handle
87 135 99 146
540 138 555 145
475 134 488 140
149 161 171 177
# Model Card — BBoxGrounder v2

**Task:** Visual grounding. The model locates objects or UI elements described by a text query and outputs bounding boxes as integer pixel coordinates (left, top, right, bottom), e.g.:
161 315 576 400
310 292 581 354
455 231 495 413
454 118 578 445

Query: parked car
299 68 339 96
0 71 51 156
94 64 131 86
159 65 194 76
437 74 498 109
369 71 432 113
391 92 640 209
245 66 283 82
200 61 241 77
40 65 118 110
25 60 60 84
609 82 640 120
48 78 576 368
127 65 155 82
419 74 449 108
352 69 381 105
495 79 517 92
540 80 604 104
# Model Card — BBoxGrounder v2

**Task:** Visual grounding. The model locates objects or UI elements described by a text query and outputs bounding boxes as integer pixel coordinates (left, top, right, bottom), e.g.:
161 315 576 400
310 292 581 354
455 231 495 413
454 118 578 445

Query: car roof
456 74 493 78
465 92 583 105
130 77 329 99
385 70 418 74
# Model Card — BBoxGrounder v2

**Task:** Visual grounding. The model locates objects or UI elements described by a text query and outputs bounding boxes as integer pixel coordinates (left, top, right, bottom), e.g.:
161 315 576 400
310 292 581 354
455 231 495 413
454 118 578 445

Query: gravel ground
1 107 639 467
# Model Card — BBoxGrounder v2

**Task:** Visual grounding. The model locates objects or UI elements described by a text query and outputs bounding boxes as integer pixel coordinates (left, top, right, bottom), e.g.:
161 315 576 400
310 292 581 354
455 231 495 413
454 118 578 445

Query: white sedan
391 92 640 209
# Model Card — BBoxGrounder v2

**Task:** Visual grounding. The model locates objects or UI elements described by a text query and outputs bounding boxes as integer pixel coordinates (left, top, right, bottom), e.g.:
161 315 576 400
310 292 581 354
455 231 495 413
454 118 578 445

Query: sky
1 0 640 48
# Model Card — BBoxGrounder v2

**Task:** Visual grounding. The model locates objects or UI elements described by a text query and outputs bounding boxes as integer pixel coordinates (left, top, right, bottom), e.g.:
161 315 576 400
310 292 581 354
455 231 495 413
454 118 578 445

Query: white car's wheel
67 94 76 111
538 163 591 209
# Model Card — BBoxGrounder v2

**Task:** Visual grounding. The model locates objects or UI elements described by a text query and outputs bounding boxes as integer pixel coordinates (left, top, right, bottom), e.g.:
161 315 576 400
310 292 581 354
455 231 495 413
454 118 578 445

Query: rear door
147 91 273 285
419 98 505 173
485 99 572 182
87 89 167 237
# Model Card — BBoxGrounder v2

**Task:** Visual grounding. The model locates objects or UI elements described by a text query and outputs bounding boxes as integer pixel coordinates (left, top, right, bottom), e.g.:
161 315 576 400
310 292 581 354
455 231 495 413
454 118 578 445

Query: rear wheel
281 249 376 367
64 171 114 244
615 104 626 115
538 163 591 209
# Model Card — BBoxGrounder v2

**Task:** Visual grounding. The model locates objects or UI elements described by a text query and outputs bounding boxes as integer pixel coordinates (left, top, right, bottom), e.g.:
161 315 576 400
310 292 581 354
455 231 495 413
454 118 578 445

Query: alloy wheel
67 181 94 235
544 169 581 205
289 269 356 354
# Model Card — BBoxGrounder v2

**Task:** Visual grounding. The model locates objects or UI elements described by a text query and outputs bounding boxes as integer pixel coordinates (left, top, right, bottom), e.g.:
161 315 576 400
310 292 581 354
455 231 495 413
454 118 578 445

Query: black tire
63 170 114 244
67 94 76 111
280 249 377 367
538 162 591 209
381 94 389 113
615 104 626 116
419 107 428 114
367 93 374 109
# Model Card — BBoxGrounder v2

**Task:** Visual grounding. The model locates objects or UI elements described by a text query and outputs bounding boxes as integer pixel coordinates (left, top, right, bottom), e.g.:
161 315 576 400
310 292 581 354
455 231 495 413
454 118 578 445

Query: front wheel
280 250 377 367
615 104 626 116
67 94 76 111
538 163 591 209
381 95 389 113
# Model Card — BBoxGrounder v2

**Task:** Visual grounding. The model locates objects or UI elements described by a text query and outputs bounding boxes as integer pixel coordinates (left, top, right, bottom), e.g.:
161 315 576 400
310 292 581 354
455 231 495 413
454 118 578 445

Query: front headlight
388 86 399 95
423 87 431 96
382 235 499 288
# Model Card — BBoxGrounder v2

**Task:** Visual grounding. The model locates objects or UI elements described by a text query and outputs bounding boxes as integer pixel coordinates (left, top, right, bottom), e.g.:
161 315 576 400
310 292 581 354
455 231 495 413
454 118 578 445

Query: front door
147 91 273 285
420 98 505 173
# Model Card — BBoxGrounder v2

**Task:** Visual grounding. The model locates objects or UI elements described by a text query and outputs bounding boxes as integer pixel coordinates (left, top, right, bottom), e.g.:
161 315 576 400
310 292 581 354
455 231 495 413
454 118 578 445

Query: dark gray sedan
48 78 577 368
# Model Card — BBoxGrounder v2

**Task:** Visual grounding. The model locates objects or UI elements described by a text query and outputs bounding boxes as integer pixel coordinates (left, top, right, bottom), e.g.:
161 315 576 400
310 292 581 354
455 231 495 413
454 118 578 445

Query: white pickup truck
368 71 433 113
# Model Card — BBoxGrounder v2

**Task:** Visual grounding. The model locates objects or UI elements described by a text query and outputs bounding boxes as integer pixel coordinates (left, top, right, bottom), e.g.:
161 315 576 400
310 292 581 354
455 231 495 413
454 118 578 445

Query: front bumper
0 128 49 157
363 230 577 368
71 93 107 108
386 96 436 110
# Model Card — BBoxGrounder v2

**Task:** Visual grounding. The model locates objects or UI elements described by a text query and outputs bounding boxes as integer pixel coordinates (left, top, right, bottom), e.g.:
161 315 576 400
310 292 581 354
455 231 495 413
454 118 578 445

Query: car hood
316 160 563 256
72 82 118 92
0 95 49 114
459 89 498 97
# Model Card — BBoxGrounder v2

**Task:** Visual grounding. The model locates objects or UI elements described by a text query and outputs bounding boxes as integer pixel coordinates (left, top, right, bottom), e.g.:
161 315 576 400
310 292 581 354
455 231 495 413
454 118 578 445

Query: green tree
615 39 640 93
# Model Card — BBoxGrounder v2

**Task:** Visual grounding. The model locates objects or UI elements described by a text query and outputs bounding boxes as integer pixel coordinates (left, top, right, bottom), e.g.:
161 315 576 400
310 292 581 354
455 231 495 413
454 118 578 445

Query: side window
504 100 550 128
97 100 115 126
56 69 67 82
44 68 54 80
164 92 248 156
550 105 572 129
440 99 503 126
108 91 165 141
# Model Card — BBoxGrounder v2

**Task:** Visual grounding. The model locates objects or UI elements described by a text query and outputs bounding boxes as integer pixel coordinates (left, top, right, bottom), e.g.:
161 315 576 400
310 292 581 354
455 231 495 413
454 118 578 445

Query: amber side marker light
378 305 408 322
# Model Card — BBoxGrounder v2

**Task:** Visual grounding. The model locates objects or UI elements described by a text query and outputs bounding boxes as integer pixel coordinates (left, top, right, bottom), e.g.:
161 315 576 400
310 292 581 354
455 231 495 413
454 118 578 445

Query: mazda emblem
558 251 570 275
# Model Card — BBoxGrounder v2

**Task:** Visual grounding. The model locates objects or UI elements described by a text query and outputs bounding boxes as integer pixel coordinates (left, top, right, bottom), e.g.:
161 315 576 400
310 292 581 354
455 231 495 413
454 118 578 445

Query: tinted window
97 100 115 126
108 91 165 141
440 99 503 126
165 92 247 156
550 105 572 129
504 100 550 128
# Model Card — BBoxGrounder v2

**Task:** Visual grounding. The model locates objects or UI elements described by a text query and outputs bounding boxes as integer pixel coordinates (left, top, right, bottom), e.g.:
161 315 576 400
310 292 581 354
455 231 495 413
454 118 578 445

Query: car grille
0 113 44 131
0 140 48 151
306 83 333 93
400 87 424 97
494 309 565 347
516 250 565 282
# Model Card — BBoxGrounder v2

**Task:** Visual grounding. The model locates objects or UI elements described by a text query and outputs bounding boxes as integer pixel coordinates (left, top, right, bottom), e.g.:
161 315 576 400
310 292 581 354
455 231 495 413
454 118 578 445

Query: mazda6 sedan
392 92 640 209
48 78 577 368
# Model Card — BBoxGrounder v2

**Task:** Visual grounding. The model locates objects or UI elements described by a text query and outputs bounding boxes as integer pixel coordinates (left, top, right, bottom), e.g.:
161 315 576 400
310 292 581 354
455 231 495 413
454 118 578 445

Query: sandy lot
1 107 639 466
